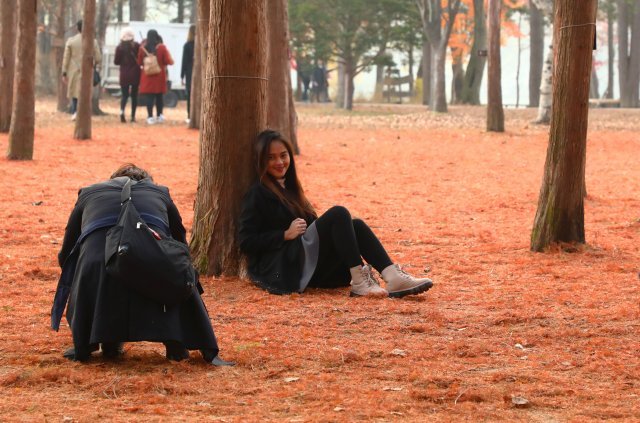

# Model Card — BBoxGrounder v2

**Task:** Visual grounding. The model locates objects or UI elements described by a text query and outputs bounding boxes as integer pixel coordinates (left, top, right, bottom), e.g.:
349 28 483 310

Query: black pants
185 76 192 119
146 93 164 118
120 84 139 118
71 98 78 114
307 206 392 288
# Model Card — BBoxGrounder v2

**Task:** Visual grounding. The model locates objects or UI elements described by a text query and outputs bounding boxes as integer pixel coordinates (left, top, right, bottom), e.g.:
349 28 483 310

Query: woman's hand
284 218 307 240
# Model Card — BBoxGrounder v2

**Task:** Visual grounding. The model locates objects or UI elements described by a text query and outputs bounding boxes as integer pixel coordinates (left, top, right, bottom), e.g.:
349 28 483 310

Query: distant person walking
181 25 195 124
114 28 140 123
61 20 101 121
137 29 174 125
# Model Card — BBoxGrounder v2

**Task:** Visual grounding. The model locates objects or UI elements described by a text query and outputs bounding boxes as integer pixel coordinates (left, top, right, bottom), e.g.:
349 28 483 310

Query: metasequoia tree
528 0 543 107
190 0 267 276
416 0 462 112
530 0 597 251
460 0 487 105
7 0 37 160
74 0 96 140
617 0 640 107
129 0 146 21
266 0 298 152
533 0 553 123
486 0 504 132
188 0 210 130
0 0 17 133
603 0 615 99
54 0 68 112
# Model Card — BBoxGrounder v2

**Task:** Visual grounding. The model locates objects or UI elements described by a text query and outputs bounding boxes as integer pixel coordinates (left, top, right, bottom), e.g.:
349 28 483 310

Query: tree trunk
589 57 599 99
335 62 345 108
450 47 464 104
535 45 553 123
461 0 487 105
117 0 123 22
528 0 544 107
189 0 197 23
530 0 597 251
37 7 54 95
421 40 431 105
190 0 267 276
604 3 614 99
266 0 299 153
344 58 355 111
129 0 146 21
189 0 210 130
486 0 504 132
177 0 185 23
617 0 640 108
55 0 68 112
7 0 37 160
432 44 447 112
0 0 17 133
74 0 96 140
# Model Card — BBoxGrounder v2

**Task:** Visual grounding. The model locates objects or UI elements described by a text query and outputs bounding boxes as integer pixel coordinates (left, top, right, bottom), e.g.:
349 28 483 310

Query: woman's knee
326 205 351 221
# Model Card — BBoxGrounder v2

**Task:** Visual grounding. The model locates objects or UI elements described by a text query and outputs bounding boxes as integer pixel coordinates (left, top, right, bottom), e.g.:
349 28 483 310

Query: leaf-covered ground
0 98 639 421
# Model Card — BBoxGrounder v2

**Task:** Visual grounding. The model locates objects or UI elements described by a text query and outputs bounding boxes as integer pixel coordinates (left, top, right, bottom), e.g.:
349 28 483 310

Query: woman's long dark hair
145 29 160 54
255 130 315 219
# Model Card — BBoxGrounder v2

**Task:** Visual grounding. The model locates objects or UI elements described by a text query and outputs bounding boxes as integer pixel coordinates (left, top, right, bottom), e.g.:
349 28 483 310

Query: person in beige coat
62 20 102 120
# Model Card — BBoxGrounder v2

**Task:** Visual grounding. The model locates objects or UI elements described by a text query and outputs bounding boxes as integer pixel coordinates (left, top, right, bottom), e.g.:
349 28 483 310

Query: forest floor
0 97 639 422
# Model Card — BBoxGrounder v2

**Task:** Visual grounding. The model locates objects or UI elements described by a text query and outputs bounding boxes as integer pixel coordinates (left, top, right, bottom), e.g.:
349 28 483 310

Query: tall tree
530 0 597 251
603 0 615 99
416 0 462 112
0 0 17 133
421 38 431 105
266 0 299 152
188 0 208 130
486 0 504 132
190 0 267 276
129 0 146 21
533 0 553 123
528 0 544 107
74 0 97 140
617 0 640 108
54 0 68 112
7 0 37 160
460 0 487 105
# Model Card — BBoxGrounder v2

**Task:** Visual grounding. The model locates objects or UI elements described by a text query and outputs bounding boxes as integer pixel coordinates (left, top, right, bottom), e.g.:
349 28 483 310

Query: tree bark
190 0 267 276
535 45 553 123
37 7 54 95
486 0 504 132
129 0 146 21
335 62 345 108
604 3 614 99
589 57 599 99
189 0 209 130
450 47 464 104
0 0 17 133
177 0 185 23
617 0 640 108
528 0 544 107
461 0 486 105
55 0 68 112
266 0 299 153
7 0 37 160
530 0 597 251
74 0 96 140
421 40 431 105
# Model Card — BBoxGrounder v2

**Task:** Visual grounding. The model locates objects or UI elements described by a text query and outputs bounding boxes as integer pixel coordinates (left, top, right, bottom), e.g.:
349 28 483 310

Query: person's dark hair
145 29 160 54
76 20 83 32
110 163 153 181
255 130 315 219
187 25 196 43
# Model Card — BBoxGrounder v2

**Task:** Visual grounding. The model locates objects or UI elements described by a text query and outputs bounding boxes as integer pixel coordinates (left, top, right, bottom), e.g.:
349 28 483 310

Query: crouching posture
52 164 232 365
239 130 434 297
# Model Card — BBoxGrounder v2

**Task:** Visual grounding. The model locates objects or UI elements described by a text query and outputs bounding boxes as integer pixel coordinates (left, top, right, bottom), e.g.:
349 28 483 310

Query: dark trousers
185 76 192 119
307 206 392 288
71 98 78 114
120 84 139 118
146 93 164 118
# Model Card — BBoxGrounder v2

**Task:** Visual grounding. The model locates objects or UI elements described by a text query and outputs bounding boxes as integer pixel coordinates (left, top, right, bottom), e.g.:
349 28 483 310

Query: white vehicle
101 21 191 107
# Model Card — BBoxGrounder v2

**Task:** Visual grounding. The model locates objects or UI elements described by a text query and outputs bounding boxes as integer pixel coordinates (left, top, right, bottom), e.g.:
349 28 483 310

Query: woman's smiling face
266 140 290 180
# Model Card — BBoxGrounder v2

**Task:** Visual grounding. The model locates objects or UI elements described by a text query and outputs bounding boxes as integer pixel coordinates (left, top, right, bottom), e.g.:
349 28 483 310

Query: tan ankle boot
382 264 433 298
350 264 388 297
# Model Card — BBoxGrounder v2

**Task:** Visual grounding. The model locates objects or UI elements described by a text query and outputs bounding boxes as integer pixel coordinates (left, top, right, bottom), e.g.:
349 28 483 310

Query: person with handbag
137 30 174 125
52 164 233 366
239 130 435 298
114 28 140 123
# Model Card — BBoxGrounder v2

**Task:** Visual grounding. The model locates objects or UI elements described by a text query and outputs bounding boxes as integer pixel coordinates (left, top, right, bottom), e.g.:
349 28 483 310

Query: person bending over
239 130 434 298
52 164 232 365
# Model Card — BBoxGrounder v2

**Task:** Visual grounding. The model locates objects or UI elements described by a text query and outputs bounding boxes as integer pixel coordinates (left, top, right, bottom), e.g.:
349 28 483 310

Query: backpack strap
120 178 139 204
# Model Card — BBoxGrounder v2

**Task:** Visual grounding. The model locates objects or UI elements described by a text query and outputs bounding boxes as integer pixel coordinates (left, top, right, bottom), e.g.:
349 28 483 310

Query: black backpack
105 179 195 306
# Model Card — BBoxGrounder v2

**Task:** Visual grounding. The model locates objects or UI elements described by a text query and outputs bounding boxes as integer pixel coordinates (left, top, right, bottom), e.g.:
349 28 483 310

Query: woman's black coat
238 183 315 294
53 177 218 353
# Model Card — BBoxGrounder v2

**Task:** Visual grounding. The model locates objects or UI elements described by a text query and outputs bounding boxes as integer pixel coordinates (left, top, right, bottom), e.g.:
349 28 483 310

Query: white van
101 21 191 107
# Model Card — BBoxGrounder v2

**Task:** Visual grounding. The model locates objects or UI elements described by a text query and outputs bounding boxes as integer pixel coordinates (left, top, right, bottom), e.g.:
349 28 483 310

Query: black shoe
63 344 98 362
101 342 125 359
120 114 126 123
164 341 190 361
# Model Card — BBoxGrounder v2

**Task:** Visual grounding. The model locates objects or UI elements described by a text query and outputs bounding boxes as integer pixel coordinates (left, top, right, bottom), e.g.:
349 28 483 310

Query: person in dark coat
114 28 140 123
181 25 195 123
52 164 233 366
239 130 434 298
137 30 174 125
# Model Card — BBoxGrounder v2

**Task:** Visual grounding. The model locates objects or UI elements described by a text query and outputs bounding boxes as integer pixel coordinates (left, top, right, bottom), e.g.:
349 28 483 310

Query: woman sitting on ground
239 130 434 297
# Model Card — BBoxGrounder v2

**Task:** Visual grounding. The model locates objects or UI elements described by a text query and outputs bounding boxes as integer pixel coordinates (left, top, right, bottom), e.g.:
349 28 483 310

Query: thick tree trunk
177 0 185 22
461 0 486 105
432 44 447 112
37 7 54 95
189 0 209 130
486 0 504 132
335 62 345 108
74 0 96 140
345 58 355 111
421 40 431 105
530 0 597 251
617 0 640 108
450 48 464 104
0 0 17 133
129 0 146 21
528 0 544 107
55 0 68 112
7 0 37 160
604 4 614 99
266 0 299 153
190 0 267 276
